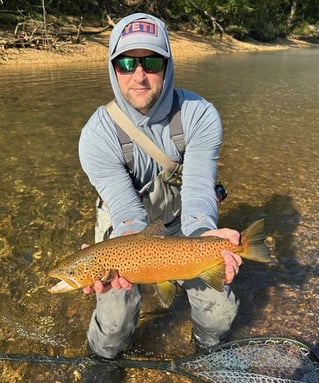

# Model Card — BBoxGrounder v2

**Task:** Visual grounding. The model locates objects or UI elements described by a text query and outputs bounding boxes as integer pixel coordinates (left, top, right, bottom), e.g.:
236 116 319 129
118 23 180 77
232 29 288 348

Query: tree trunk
287 0 298 30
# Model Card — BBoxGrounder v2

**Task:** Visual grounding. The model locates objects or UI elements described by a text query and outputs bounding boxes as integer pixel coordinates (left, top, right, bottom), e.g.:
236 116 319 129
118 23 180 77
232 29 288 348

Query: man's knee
182 280 239 347
87 286 141 358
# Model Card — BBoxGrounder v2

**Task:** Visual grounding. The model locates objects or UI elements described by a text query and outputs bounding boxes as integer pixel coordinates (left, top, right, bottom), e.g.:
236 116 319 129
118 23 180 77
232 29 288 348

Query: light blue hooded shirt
79 13 223 236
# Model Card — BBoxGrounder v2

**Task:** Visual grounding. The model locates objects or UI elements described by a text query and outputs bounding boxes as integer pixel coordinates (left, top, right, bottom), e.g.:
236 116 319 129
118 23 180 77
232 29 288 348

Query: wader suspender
105 90 184 185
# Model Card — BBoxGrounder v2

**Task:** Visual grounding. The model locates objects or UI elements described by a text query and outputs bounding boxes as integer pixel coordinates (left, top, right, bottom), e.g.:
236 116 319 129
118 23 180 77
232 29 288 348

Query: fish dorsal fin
140 221 168 237
200 263 225 292
154 281 177 308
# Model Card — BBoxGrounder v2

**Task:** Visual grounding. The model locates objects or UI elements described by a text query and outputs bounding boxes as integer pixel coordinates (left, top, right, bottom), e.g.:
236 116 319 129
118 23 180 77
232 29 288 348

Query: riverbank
0 28 317 66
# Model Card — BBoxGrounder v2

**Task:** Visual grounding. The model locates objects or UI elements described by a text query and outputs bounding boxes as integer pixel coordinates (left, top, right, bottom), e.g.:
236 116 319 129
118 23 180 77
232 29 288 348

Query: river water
0 48 318 382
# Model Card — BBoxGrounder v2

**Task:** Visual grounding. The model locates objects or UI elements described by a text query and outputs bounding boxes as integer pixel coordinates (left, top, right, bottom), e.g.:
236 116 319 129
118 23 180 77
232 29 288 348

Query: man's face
113 49 165 114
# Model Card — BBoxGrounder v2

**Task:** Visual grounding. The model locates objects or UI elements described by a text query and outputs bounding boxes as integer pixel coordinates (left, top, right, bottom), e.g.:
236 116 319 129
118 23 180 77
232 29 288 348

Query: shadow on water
218 193 316 343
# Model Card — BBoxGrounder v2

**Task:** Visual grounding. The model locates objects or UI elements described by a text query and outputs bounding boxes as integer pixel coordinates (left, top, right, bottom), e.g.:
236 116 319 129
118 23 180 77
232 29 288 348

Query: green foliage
292 21 319 37
1 0 318 42
0 13 20 25
225 24 249 40
297 1 319 24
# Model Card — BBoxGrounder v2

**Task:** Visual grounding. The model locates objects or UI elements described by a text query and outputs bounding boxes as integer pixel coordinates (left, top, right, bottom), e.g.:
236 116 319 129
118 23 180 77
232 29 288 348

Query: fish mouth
48 272 82 293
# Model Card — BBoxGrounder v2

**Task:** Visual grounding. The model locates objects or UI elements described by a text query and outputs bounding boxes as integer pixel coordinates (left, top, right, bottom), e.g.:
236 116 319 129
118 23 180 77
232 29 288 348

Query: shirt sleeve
179 90 223 236
79 106 148 236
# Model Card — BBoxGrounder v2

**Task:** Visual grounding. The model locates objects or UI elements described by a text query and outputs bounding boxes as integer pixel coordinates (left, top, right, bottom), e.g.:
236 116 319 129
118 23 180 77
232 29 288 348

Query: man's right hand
83 272 133 294
81 243 133 294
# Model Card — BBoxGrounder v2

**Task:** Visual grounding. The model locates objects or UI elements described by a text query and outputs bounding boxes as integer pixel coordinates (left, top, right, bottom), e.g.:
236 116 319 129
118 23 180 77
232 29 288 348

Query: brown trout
48 219 271 307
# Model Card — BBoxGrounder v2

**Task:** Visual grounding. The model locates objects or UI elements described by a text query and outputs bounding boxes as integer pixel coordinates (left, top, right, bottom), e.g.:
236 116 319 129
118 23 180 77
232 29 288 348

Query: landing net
1 337 318 382
176 337 319 382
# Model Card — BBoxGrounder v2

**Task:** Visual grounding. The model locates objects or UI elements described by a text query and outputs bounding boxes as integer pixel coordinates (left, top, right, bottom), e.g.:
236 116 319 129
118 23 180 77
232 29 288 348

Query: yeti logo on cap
121 21 158 38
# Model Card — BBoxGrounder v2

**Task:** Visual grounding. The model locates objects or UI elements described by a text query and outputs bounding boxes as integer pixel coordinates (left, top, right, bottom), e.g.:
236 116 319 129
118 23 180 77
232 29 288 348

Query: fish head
48 256 98 293
48 244 113 294
48 263 86 293
48 265 81 293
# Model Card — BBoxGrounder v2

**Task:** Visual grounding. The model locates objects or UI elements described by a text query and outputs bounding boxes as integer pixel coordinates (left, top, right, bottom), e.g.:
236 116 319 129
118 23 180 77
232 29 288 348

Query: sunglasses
113 55 166 74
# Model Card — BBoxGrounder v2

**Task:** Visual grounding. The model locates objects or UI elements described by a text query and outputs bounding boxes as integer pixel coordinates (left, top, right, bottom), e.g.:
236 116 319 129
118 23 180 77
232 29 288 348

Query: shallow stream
0 47 318 382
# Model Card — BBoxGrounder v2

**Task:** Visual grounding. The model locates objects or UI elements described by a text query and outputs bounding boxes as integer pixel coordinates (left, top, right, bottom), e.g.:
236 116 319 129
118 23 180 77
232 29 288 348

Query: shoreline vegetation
1 28 318 67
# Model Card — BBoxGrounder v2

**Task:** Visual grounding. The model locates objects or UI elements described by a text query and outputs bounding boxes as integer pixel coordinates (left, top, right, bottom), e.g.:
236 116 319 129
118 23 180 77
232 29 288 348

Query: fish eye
69 271 75 275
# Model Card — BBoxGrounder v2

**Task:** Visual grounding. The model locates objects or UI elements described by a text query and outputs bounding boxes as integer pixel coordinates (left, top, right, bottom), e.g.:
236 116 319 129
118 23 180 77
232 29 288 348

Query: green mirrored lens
114 56 165 73
117 57 136 72
143 57 165 72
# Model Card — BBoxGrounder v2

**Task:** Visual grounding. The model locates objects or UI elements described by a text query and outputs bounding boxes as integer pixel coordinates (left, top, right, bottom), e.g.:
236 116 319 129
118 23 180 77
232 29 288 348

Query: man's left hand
200 228 242 284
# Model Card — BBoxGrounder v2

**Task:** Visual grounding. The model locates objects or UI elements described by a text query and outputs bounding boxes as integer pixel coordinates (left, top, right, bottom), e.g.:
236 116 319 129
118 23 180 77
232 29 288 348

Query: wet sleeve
79 107 147 235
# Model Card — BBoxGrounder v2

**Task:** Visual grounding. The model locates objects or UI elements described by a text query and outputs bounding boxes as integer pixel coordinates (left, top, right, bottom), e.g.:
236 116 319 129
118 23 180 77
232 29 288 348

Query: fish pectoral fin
200 264 225 292
154 281 176 308
101 269 117 283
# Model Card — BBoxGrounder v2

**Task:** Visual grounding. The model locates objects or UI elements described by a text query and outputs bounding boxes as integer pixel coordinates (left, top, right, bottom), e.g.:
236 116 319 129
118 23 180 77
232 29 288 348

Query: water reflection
0 48 319 382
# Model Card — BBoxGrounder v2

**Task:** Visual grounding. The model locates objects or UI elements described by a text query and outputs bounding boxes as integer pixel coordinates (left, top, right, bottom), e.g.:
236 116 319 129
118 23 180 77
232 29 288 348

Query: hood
108 13 174 126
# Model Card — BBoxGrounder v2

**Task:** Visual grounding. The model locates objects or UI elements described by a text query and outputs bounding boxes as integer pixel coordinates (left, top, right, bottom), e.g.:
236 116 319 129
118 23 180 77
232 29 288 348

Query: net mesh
177 338 319 383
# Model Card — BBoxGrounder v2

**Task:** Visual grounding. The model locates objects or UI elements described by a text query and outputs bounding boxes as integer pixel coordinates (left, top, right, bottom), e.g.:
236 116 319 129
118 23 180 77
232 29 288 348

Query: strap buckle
162 163 183 186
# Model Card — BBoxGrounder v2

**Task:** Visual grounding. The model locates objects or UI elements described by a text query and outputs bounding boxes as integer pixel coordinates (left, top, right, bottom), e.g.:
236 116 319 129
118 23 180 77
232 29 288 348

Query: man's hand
200 228 242 284
80 243 133 295
82 272 133 294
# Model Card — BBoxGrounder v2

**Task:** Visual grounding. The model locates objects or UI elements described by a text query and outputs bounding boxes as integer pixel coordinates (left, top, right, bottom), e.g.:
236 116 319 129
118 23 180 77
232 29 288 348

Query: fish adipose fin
154 281 177 308
200 263 225 292
241 219 271 262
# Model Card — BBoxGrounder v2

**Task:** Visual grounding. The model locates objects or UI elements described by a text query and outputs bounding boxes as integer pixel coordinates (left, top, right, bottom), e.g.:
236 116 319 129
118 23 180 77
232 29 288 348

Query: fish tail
240 219 271 262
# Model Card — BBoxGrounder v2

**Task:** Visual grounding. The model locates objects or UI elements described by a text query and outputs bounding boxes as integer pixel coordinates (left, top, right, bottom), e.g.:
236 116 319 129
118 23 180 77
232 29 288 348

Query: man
79 13 242 359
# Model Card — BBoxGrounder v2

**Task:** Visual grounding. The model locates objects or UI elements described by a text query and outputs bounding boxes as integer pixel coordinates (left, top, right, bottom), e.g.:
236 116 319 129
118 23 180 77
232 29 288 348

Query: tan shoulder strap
106 100 178 173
